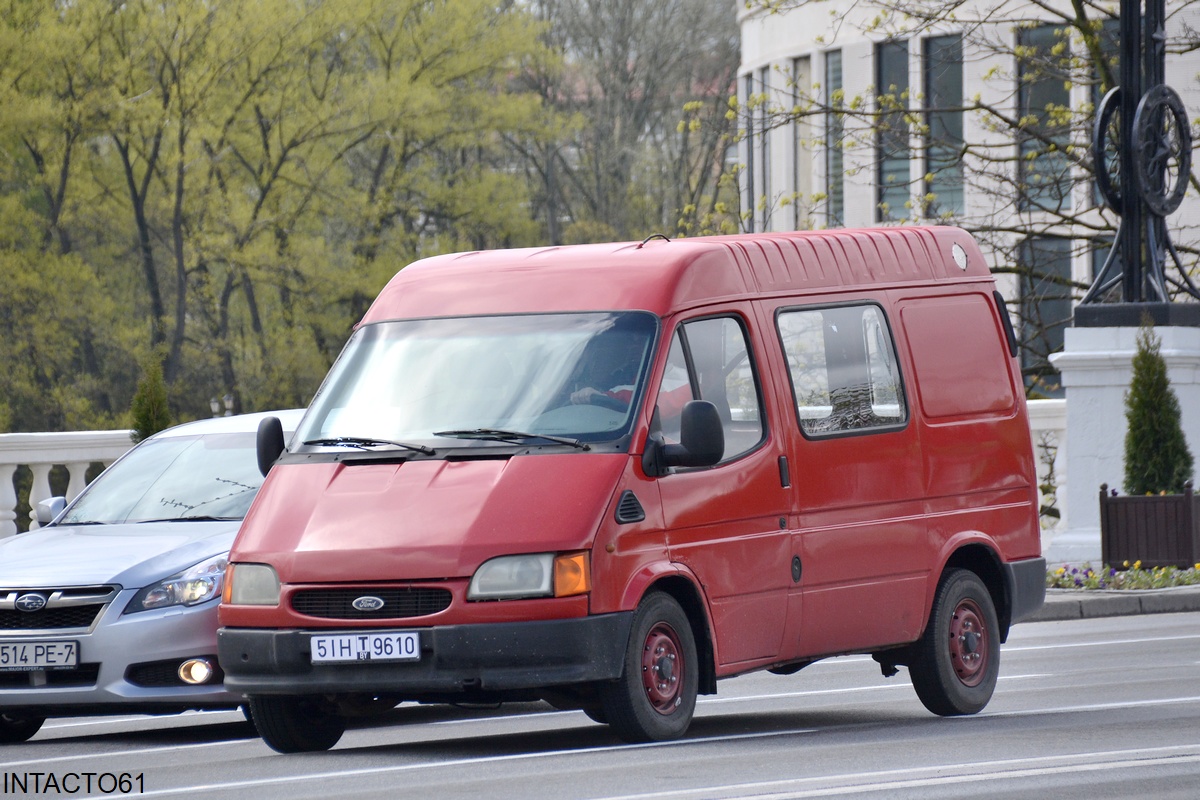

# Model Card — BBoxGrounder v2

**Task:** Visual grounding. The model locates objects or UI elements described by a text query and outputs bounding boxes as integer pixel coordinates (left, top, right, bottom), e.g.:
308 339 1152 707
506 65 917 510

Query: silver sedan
0 409 302 743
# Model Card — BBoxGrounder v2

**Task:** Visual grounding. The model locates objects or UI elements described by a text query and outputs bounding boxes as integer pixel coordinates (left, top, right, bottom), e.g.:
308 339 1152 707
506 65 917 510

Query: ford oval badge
15 593 49 612
352 595 385 612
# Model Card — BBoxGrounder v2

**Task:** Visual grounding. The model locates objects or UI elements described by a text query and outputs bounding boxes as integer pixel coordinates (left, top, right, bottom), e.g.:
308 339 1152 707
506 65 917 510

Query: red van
219 227 1045 752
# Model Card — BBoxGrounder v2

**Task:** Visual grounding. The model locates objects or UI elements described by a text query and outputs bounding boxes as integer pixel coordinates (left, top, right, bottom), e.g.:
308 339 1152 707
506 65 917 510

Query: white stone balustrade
0 401 1067 543
0 430 133 538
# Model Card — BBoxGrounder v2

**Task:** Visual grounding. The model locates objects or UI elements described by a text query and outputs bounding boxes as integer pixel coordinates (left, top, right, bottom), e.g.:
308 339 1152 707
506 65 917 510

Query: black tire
582 706 608 724
909 569 1000 716
600 592 698 743
0 710 45 744
248 695 345 753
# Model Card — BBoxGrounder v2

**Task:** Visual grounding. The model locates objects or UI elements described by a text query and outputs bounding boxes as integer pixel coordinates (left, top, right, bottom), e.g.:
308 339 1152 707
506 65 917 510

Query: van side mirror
642 400 725 477
35 496 67 526
256 416 286 477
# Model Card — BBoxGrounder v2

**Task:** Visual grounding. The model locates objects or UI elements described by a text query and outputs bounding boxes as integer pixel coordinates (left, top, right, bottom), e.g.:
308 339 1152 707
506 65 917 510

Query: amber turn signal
553 552 591 597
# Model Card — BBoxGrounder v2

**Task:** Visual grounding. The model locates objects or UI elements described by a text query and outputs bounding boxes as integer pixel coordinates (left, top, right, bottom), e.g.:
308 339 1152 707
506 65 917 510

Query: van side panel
897 291 1041 563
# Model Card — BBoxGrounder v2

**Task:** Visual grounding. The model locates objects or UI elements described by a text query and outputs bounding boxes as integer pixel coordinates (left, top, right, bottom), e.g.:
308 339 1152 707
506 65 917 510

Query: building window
923 34 964 217
743 73 756 232
825 50 844 227
1019 237 1073 396
792 57 813 230
759 66 772 231
1017 25 1072 213
876 41 910 221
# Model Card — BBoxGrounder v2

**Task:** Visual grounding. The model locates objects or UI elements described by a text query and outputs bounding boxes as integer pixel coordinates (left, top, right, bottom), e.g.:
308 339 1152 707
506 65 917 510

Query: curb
1027 585 1200 622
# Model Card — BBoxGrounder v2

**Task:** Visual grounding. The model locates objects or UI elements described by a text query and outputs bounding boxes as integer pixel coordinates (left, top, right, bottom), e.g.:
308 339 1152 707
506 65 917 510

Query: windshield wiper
304 436 436 455
433 428 590 451
135 515 237 523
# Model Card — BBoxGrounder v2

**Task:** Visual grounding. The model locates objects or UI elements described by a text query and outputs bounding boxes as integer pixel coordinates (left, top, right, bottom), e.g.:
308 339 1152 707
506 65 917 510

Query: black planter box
1099 482 1200 568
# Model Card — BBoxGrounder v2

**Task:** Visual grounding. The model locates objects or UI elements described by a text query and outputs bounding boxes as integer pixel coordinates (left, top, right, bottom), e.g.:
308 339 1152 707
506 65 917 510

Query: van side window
777 304 907 436
657 316 765 461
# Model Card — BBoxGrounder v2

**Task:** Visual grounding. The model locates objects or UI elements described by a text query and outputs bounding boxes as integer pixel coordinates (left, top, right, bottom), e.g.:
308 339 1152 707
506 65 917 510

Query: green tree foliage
0 0 555 429
517 0 742 240
130 360 171 443
1124 318 1195 495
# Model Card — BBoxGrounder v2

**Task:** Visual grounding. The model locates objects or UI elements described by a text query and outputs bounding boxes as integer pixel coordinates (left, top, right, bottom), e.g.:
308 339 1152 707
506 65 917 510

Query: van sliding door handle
778 455 791 488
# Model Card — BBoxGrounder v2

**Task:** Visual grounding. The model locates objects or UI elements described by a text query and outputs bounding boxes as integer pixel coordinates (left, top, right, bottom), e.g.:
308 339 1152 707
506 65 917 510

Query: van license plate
310 632 420 664
0 641 78 671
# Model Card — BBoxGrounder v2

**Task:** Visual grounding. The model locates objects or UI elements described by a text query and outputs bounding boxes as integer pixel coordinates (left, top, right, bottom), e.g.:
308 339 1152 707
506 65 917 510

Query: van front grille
292 588 453 620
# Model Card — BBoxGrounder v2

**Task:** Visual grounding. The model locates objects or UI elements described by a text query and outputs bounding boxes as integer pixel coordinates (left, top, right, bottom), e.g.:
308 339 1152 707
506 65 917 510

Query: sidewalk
1028 584 1200 622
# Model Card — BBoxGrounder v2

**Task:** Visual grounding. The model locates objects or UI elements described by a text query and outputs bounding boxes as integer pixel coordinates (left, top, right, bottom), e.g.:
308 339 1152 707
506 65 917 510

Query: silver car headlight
125 553 228 614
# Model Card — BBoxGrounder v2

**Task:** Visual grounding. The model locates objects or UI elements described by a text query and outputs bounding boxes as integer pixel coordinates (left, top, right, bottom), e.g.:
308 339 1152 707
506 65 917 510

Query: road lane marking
1006 632 1200 652
592 745 1200 799
13 690 1200 770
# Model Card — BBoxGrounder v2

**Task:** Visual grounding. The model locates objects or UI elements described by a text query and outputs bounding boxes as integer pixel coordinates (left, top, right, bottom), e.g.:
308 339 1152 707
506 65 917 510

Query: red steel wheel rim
948 598 989 687
641 622 685 715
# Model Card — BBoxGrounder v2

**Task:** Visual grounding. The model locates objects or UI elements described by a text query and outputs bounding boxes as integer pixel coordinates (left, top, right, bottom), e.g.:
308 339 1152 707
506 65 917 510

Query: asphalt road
4 611 1199 799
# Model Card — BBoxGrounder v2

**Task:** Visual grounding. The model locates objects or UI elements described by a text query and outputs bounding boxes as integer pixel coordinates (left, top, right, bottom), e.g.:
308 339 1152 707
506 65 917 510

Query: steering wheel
583 391 628 412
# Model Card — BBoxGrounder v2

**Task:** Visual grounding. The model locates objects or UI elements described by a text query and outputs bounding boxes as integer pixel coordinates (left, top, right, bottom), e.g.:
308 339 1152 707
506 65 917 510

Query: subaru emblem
15 593 48 612
351 595 385 612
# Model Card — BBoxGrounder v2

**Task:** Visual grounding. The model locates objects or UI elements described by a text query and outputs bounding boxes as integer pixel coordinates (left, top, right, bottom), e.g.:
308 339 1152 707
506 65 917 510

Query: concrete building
737 0 1200 562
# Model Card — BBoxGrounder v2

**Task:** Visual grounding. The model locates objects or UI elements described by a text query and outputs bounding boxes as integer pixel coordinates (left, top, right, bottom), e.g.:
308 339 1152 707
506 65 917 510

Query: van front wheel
248 695 345 753
909 569 1000 716
601 592 698 743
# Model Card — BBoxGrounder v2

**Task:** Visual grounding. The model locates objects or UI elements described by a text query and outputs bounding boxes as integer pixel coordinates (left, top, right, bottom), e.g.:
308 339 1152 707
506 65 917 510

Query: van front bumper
217 612 635 697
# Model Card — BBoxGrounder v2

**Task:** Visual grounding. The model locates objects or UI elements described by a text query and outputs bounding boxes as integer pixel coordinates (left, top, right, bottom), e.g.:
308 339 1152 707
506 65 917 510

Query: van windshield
296 312 659 450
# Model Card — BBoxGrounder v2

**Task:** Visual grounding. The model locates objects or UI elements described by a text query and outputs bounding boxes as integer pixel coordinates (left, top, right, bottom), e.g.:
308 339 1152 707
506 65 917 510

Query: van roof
360 226 993 323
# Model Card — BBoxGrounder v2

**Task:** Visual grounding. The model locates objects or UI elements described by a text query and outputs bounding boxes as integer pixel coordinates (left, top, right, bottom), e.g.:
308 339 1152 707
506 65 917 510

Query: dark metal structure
1083 0 1200 324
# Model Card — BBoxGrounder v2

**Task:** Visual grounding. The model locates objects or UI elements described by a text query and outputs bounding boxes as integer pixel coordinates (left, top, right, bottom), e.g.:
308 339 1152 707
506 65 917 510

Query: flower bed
1046 562 1200 590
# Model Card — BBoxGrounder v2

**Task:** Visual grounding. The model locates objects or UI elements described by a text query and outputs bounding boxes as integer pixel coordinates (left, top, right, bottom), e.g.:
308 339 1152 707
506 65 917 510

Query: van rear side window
777 304 907 436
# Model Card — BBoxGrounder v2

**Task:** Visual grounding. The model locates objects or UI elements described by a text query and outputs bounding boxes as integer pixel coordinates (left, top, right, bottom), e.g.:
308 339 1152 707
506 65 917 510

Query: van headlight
468 552 590 600
125 554 228 613
222 563 281 606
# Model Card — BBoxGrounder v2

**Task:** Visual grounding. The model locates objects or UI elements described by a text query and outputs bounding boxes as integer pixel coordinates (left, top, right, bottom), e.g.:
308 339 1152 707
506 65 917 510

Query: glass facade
875 41 910 221
924 34 964 217
825 50 844 227
1017 26 1072 213
1019 237 1073 396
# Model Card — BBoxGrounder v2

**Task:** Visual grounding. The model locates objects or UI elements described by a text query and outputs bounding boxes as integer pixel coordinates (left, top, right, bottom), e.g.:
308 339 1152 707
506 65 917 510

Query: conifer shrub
130 360 171 444
1123 316 1194 495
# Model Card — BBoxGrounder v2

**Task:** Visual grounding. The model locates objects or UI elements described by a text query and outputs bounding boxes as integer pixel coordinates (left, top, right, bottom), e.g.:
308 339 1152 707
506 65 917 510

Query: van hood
232 454 630 583
0 522 237 588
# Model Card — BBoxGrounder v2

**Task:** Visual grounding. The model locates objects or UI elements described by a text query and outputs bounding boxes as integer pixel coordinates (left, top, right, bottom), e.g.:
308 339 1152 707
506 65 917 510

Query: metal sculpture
1084 0 1200 305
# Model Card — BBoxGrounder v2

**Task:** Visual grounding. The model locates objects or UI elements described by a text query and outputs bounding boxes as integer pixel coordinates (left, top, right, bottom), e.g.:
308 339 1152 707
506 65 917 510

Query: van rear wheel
600 592 698 743
0 711 44 743
248 695 345 753
909 568 1000 716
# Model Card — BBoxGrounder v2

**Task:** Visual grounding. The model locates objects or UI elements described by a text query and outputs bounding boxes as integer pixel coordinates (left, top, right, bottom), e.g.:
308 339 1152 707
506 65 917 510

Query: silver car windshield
297 312 658 449
60 433 264 524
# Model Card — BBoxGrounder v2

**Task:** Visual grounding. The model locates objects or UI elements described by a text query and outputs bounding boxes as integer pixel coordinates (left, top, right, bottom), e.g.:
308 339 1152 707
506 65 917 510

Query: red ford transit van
219 227 1045 752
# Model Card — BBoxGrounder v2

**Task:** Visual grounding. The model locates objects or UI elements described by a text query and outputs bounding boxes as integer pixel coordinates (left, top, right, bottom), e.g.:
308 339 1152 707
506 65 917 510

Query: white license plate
0 640 78 671
310 632 420 664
